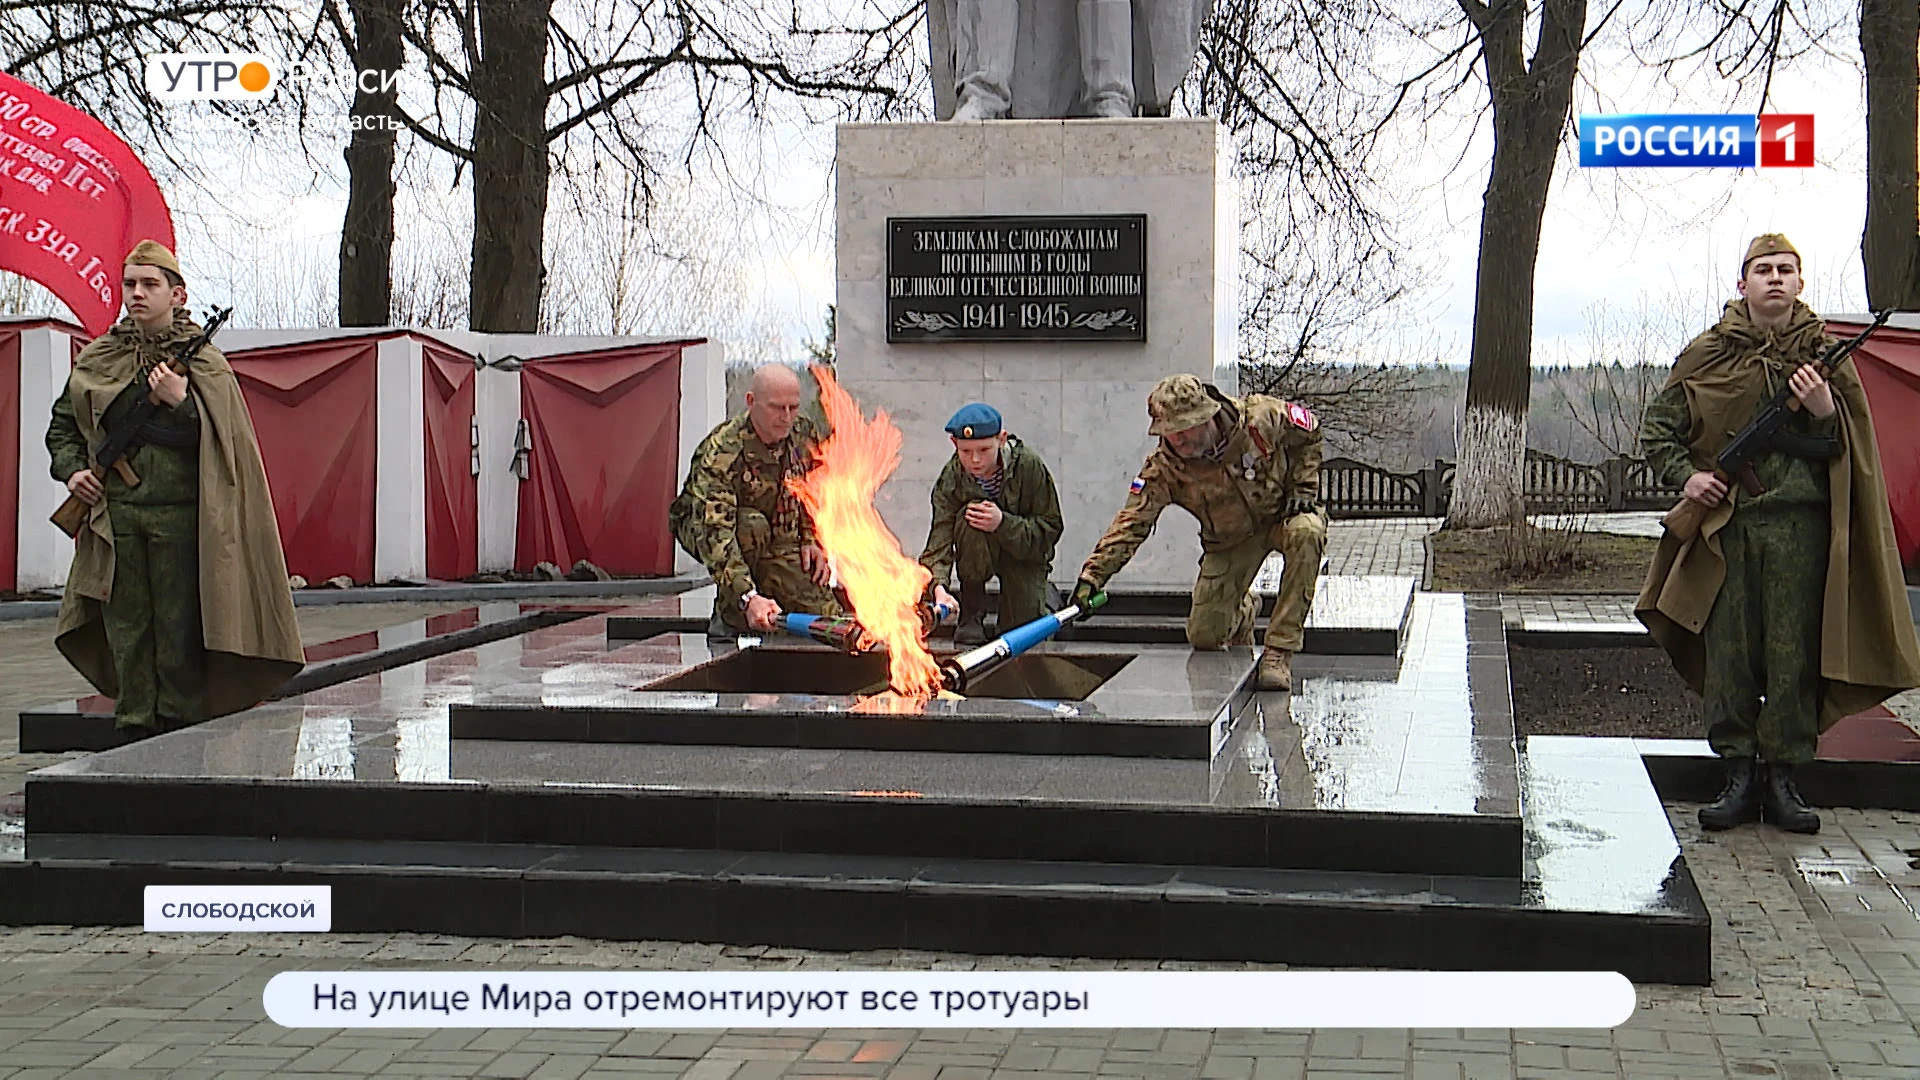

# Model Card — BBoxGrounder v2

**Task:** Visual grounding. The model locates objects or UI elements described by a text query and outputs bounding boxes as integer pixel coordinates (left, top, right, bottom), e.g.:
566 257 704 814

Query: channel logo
1578 114 1813 168
144 54 281 101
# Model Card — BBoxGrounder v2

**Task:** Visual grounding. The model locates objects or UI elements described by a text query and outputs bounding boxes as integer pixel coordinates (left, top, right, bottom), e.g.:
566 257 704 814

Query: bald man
670 364 844 635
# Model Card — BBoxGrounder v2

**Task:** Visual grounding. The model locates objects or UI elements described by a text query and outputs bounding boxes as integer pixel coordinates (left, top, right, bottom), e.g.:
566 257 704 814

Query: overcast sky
733 15 1880 368
8 7 1880 368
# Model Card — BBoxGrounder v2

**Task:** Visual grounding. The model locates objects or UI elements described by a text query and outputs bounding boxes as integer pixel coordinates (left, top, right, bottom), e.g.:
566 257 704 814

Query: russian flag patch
1129 476 1145 493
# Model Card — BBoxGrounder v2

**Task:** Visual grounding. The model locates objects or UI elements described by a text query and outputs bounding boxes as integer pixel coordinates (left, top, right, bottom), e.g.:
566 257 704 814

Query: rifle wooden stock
49 494 89 538
1662 494 1711 543
48 452 141 538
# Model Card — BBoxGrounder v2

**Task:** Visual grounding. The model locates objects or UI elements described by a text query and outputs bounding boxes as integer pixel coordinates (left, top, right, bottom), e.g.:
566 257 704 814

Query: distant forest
1309 362 1673 471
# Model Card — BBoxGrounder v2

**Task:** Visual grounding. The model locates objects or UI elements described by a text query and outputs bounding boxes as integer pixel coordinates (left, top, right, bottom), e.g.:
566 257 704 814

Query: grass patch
1428 522 1658 593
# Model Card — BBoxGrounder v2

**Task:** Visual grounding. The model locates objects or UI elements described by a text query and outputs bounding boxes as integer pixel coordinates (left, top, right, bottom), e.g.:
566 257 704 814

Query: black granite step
608 576 1414 657
0 835 1708 984
1638 739 1920 812
1065 616 1397 655
451 641 1256 761
22 770 1522 878
18 605 603 753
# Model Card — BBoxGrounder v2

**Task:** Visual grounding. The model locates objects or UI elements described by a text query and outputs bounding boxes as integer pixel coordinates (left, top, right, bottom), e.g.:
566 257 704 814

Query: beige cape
55 312 304 717
1635 299 1920 731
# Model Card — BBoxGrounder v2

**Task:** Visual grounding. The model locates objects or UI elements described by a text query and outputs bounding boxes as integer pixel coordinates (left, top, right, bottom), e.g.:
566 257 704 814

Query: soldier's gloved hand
1283 492 1319 519
1071 579 1100 612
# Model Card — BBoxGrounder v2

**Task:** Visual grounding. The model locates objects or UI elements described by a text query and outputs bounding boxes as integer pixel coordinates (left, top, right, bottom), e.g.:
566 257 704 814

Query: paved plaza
5 805 1920 1078
5 522 1920 1077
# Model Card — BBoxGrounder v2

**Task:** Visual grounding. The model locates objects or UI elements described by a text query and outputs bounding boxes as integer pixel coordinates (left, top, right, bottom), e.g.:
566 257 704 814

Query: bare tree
805 304 836 364
1861 0 1918 309
1414 0 1597 527
389 0 922 333
1627 1 1897 303
1553 294 1688 457
320 0 408 326
539 174 795 373
0 272 66 318
1 1 328 206
1170 0 1450 449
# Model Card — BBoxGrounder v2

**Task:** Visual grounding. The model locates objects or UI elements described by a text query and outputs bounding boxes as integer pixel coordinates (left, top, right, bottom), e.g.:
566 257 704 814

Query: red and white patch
1286 402 1317 431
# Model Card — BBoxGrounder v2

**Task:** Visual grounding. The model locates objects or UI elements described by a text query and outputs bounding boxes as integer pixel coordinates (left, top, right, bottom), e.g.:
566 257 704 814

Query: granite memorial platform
1509 619 1920 811
15 602 611 753
2 585 1710 983
604 574 1418 658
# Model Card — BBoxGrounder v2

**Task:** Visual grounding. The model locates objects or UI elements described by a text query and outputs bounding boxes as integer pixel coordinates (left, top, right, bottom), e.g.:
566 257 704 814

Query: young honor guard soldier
920 403 1065 644
670 363 843 634
1637 234 1920 834
45 240 304 737
1073 373 1328 691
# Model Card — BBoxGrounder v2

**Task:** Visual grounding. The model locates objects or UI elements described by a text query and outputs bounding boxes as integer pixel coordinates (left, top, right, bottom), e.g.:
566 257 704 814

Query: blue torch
938 591 1108 694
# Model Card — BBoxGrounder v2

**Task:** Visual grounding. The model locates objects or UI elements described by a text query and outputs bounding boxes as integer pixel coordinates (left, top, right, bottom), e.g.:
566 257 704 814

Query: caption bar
145 885 332 932
265 971 1635 1029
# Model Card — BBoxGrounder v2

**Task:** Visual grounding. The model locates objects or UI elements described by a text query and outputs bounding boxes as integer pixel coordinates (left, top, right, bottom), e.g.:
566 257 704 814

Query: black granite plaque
886 214 1147 343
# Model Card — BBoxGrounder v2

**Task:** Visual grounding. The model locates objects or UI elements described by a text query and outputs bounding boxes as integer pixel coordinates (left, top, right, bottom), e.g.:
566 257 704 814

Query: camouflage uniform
669 412 843 632
46 334 206 732
1642 344 1839 765
919 434 1065 632
1080 376 1327 652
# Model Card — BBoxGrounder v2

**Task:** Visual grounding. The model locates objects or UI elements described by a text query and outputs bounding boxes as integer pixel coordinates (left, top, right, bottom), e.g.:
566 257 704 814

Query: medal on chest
1240 452 1259 482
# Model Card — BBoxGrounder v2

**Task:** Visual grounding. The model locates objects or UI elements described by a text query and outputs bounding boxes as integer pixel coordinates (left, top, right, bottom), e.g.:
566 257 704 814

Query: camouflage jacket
47 316 204 507
919 435 1065 585
1080 388 1322 588
1641 303 1841 510
669 411 823 598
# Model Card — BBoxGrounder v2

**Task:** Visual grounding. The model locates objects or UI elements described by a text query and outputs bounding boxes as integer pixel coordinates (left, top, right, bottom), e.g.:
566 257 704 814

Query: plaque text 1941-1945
886 214 1147 343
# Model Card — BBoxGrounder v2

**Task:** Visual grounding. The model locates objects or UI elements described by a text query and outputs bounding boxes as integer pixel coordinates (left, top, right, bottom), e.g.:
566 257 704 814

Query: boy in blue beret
919 403 1065 644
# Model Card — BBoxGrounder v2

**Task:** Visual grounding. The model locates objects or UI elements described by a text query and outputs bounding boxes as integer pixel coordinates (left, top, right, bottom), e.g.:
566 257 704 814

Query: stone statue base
834 119 1239 588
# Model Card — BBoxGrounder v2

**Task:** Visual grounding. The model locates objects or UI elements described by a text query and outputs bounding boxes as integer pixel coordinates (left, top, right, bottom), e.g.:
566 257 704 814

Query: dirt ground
1428 525 1658 593
1508 644 1701 739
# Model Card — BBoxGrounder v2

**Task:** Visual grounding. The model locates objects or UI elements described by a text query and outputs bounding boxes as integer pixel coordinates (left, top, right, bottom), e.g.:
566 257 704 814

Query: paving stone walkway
1323 518 1441 581
1324 512 1668 591
5 572 1920 1077
7 808 1920 1077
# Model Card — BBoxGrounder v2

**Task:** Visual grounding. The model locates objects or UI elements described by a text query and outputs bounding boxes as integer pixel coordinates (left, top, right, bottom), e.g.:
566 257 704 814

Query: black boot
955 580 989 645
1761 763 1822 834
1697 757 1763 831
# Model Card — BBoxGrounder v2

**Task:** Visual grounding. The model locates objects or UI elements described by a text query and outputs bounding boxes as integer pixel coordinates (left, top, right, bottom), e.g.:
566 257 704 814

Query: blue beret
944 403 1002 440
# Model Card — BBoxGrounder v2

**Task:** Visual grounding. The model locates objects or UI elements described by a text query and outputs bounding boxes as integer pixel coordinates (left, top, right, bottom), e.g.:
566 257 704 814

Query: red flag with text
0 72 174 337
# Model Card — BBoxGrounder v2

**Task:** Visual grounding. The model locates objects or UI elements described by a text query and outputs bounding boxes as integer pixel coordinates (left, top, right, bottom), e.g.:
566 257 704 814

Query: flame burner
787 364 942 697
643 647 1130 703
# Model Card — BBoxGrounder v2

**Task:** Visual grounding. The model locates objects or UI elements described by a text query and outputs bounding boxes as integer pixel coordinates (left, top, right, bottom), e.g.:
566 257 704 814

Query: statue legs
953 0 1017 120
1079 0 1135 117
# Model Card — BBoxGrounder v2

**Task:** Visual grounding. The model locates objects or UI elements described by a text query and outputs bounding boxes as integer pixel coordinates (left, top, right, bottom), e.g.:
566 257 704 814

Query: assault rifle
50 307 232 539
1663 307 1892 543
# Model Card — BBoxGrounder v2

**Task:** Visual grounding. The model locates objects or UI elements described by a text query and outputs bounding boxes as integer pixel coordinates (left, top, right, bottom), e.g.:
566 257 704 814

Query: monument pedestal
833 118 1238 588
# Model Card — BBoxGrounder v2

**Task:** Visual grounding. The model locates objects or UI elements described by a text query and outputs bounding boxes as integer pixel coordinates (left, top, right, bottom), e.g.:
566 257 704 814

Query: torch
782 612 875 653
938 592 1108 695
782 599 956 655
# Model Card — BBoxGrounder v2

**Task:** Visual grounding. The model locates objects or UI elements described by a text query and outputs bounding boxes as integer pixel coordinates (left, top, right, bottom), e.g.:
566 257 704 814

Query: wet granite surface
30 595 1512 818
13 589 1709 926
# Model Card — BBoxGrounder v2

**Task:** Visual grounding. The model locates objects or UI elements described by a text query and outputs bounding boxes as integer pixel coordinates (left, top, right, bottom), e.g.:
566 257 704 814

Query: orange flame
788 365 943 697
851 688 964 714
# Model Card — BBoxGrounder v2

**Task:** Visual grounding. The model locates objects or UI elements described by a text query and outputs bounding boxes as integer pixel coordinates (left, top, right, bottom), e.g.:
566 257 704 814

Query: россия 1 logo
1579 114 1813 168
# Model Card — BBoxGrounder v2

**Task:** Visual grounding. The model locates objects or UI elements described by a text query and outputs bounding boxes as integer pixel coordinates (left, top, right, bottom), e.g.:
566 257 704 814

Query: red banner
0 72 174 337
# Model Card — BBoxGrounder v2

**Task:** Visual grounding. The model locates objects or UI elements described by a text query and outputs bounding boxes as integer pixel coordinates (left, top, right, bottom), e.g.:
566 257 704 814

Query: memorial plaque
886 214 1147 343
